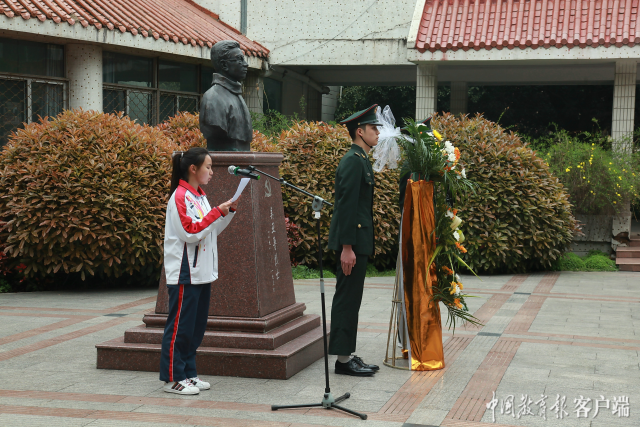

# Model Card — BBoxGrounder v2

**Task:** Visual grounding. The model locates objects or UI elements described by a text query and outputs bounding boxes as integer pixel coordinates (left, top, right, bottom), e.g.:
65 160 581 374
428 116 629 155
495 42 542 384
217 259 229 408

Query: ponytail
170 147 210 195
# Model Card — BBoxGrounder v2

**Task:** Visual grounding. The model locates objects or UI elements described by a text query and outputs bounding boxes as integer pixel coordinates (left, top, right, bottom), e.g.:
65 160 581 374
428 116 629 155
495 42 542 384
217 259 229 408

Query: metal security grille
159 91 199 123
0 74 68 146
104 84 200 126
103 84 156 125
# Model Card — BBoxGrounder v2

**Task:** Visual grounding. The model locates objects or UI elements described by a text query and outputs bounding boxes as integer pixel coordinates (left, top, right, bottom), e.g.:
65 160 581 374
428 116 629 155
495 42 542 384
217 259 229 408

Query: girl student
160 147 239 395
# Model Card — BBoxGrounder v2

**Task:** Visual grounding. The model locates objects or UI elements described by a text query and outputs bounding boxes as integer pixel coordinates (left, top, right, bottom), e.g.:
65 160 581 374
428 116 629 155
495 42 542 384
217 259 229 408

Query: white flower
461 168 466 178
444 141 455 155
448 153 457 163
455 285 461 296
446 210 454 218
453 230 460 241
455 274 461 282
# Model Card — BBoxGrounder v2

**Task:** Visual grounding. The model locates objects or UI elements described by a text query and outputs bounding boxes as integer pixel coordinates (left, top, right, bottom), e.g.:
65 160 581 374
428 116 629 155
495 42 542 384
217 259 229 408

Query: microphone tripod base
271 392 367 420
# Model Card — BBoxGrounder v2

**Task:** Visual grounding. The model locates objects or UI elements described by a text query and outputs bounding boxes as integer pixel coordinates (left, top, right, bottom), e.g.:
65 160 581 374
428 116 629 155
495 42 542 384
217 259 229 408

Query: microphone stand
246 166 367 420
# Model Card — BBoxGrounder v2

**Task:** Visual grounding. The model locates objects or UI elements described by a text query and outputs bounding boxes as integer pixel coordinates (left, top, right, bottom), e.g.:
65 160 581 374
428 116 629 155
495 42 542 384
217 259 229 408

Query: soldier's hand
341 245 357 276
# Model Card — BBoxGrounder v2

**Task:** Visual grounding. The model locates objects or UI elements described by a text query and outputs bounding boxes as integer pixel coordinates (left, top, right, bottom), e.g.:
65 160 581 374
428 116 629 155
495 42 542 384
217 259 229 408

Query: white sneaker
189 376 210 390
163 379 199 395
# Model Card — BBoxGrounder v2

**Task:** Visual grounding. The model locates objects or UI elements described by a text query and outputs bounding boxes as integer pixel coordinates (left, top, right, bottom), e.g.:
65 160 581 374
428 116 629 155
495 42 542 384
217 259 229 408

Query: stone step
97 323 327 380
630 238 640 247
616 258 640 272
124 314 321 350
615 247 640 258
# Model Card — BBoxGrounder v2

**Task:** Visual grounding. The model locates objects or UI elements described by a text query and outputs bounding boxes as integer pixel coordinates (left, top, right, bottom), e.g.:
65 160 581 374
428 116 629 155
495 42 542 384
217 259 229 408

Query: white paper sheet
231 178 250 202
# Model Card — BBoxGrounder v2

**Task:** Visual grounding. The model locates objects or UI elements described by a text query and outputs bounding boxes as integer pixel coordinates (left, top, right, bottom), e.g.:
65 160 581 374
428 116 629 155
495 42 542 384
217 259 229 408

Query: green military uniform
328 105 381 356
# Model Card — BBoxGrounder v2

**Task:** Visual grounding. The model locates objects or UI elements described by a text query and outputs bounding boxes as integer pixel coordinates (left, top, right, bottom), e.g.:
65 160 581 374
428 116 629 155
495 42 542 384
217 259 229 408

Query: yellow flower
432 129 443 141
565 168 570 172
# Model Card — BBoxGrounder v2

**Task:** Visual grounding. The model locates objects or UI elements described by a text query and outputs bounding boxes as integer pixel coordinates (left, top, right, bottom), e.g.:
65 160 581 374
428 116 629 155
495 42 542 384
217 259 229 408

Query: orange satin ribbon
401 180 444 371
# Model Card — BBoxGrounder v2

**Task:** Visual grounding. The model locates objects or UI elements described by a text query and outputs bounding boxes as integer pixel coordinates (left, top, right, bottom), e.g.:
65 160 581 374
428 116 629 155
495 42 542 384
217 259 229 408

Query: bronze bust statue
200 41 253 151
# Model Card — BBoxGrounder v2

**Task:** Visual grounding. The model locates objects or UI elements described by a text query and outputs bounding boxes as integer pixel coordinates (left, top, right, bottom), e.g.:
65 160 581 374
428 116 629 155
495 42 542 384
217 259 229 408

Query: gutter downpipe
240 0 247 34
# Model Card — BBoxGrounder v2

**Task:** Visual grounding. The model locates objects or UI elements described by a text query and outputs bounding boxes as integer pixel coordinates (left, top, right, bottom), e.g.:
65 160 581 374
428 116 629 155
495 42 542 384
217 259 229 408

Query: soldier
328 105 382 377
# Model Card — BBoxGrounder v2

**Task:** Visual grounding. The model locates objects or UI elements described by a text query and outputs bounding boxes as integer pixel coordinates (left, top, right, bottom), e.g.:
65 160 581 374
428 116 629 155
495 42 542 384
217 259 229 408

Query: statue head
211 41 248 82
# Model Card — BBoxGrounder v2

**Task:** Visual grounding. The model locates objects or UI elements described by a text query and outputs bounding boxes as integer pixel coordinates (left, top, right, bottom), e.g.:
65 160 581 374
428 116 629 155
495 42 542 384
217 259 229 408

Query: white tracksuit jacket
164 180 235 285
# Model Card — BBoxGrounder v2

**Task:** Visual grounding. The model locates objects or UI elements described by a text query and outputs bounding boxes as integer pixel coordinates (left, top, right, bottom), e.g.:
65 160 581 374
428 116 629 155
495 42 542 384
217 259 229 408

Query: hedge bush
158 112 277 152
0 109 175 280
432 113 579 274
275 121 400 269
543 134 640 215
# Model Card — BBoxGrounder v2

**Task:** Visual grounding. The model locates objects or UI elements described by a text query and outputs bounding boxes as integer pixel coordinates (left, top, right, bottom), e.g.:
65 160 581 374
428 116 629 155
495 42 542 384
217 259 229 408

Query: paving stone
0 272 639 426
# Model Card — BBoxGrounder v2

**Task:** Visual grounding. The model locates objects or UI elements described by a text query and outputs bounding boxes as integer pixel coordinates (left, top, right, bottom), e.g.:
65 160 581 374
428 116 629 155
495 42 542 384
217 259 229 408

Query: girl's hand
218 197 239 216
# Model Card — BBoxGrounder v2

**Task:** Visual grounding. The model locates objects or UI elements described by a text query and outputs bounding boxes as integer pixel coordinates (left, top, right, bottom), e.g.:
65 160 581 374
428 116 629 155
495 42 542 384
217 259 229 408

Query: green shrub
583 251 617 271
276 121 400 270
251 110 300 138
0 278 11 293
552 253 587 271
432 114 579 274
0 109 175 281
542 132 640 215
291 265 336 280
291 264 396 279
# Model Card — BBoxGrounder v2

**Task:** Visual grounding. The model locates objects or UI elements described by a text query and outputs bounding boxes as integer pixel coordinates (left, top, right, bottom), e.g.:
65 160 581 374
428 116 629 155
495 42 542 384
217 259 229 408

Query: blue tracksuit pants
159 283 211 383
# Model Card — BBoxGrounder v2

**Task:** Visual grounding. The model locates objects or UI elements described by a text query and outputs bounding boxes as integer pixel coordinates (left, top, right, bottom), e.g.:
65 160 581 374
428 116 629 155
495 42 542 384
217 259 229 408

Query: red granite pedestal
96 152 326 379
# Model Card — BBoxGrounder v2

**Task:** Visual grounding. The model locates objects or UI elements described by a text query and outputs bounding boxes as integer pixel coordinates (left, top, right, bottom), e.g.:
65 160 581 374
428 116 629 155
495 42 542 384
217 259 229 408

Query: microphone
228 165 260 180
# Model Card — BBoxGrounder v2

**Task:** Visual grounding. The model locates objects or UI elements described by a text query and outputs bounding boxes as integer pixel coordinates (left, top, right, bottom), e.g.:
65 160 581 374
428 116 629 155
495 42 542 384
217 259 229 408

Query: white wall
245 0 415 66
218 0 242 31
66 44 103 112
192 0 220 14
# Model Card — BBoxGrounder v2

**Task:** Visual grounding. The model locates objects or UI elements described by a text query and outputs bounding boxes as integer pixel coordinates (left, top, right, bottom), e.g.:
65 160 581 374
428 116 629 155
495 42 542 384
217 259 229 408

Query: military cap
340 104 382 130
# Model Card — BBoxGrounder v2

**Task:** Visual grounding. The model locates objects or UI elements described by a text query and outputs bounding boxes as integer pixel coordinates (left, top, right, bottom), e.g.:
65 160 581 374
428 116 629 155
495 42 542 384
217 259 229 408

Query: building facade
0 0 268 145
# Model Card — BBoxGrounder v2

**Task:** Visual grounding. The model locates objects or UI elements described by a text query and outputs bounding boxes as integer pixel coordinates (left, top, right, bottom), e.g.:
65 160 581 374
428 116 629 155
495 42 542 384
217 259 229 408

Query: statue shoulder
201 85 231 113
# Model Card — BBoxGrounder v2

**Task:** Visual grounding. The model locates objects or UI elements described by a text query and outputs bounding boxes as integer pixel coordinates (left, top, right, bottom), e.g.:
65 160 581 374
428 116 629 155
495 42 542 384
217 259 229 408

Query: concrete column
243 72 263 114
610 60 636 248
66 44 102 111
416 64 437 120
611 60 636 152
321 86 340 122
450 81 467 115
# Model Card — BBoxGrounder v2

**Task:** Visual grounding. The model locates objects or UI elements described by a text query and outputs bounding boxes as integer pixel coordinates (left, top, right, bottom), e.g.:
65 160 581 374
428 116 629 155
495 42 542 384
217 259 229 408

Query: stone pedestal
96 152 326 379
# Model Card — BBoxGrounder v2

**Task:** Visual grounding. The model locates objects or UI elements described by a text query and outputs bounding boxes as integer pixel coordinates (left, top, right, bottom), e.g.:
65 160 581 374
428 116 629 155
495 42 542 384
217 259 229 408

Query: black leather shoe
352 355 380 371
335 359 375 376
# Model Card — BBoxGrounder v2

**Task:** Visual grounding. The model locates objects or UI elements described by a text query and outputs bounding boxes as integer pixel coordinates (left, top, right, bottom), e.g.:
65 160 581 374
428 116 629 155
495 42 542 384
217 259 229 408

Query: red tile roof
415 0 640 53
0 0 268 57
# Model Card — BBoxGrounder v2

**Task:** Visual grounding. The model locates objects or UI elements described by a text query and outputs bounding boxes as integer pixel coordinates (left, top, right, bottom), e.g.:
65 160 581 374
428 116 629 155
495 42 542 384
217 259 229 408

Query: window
103 52 208 125
0 38 64 78
158 60 199 122
0 38 67 146
201 66 215 94
263 78 282 113
103 52 153 87
159 60 197 92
